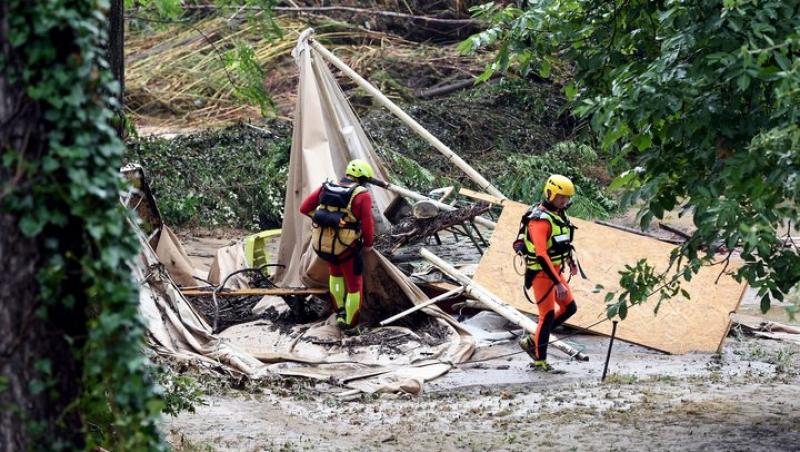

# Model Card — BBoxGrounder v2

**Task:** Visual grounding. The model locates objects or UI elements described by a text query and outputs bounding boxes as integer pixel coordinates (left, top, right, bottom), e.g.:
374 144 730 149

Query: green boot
329 276 346 327
518 334 537 360
343 291 362 332
529 360 565 374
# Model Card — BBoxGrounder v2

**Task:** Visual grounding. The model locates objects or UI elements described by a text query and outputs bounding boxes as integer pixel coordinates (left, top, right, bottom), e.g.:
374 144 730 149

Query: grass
602 373 639 384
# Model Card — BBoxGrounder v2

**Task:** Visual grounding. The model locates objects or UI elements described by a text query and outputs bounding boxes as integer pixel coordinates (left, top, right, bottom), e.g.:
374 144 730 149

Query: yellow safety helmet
543 174 575 201
345 159 374 179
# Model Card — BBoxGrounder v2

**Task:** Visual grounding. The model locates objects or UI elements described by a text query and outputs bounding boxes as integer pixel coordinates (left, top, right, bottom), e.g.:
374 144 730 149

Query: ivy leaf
632 134 652 152
539 59 551 78
19 214 45 237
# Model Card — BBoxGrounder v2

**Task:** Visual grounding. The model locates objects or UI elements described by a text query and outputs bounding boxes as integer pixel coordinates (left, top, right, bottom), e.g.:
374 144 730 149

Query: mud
163 333 800 451
168 228 800 451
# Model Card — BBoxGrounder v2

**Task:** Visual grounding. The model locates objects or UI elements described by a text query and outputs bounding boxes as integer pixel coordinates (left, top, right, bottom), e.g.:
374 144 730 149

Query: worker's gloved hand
512 239 525 255
555 283 568 301
363 246 373 253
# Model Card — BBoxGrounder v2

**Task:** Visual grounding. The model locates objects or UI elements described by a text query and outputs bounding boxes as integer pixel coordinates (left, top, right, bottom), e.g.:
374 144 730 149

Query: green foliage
127 124 291 229
225 42 275 117
364 79 616 219
377 147 439 192
153 365 206 417
2 0 163 448
465 0 800 315
496 141 616 219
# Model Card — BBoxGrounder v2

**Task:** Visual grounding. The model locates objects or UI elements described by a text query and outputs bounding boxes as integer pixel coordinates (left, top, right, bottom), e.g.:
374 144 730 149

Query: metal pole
379 287 464 326
601 320 619 382
309 38 507 200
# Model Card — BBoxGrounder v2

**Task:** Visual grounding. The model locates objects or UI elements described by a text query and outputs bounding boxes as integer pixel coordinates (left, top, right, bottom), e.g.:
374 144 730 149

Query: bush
127 123 291 229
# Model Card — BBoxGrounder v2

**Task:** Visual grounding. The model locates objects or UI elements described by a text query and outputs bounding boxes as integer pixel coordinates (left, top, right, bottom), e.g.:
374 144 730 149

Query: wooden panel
181 287 328 297
473 201 747 354
458 187 506 206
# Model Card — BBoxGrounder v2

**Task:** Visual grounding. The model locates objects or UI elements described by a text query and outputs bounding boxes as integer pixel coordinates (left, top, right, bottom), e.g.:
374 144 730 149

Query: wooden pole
181 288 328 297
379 287 464 326
309 38 507 201
420 248 589 361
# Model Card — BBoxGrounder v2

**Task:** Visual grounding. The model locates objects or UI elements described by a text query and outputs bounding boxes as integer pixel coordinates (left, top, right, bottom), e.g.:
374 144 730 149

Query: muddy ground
163 331 799 452
162 227 800 452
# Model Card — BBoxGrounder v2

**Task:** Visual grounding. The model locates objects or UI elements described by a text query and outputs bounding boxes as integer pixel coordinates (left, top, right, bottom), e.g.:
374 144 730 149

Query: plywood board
473 201 747 354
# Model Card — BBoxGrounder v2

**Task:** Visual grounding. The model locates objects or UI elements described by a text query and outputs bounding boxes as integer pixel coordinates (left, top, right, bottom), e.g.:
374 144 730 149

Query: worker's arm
352 191 374 248
299 186 323 217
528 219 561 284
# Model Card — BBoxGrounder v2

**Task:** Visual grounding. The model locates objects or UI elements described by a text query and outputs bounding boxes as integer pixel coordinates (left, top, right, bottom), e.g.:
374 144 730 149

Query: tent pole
379 287 465 326
309 39 507 201
420 248 589 361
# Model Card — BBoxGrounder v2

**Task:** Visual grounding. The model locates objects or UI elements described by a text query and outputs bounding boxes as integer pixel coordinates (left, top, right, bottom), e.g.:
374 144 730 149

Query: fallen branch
181 4 482 26
658 222 692 241
374 203 491 254
371 178 496 228
414 73 501 98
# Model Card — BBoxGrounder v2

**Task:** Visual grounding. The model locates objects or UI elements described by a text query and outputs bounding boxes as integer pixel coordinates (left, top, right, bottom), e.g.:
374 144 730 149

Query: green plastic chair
244 229 281 272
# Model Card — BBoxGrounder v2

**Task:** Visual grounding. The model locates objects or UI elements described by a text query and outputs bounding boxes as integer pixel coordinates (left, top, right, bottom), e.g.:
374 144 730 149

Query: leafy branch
464 0 800 315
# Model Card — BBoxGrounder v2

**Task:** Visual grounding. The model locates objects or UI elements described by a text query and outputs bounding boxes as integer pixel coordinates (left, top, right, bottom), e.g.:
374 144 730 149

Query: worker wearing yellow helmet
513 174 580 372
300 159 375 334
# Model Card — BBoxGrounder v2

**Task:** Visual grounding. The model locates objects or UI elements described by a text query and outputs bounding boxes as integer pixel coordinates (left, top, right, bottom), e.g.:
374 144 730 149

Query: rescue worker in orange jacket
516 175 579 372
299 159 375 334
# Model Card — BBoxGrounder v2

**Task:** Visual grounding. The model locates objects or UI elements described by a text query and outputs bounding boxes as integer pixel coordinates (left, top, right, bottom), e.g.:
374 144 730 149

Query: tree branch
179 4 482 27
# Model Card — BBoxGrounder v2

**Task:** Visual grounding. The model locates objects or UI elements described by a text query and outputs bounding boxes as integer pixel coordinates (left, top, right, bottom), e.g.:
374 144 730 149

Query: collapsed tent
123 28 487 394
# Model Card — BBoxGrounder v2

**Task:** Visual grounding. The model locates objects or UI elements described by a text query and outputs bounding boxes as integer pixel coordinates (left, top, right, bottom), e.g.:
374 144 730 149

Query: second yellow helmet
543 174 575 201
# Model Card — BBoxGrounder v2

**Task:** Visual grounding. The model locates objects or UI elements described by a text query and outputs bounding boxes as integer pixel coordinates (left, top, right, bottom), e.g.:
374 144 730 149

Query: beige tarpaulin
134 223 271 378
135 221 473 392
273 30 394 288
473 201 747 354
155 225 205 287
207 241 250 289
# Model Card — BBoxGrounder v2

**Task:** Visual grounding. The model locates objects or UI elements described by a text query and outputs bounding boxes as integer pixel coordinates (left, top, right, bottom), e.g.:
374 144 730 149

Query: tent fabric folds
131 33 475 394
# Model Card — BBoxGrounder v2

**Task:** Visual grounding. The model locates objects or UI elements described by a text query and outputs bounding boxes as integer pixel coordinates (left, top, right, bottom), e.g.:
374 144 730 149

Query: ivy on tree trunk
0 0 163 449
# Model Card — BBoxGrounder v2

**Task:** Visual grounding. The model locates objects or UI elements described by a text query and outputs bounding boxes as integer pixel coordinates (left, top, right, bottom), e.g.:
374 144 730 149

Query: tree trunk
0 3 85 449
108 0 125 137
